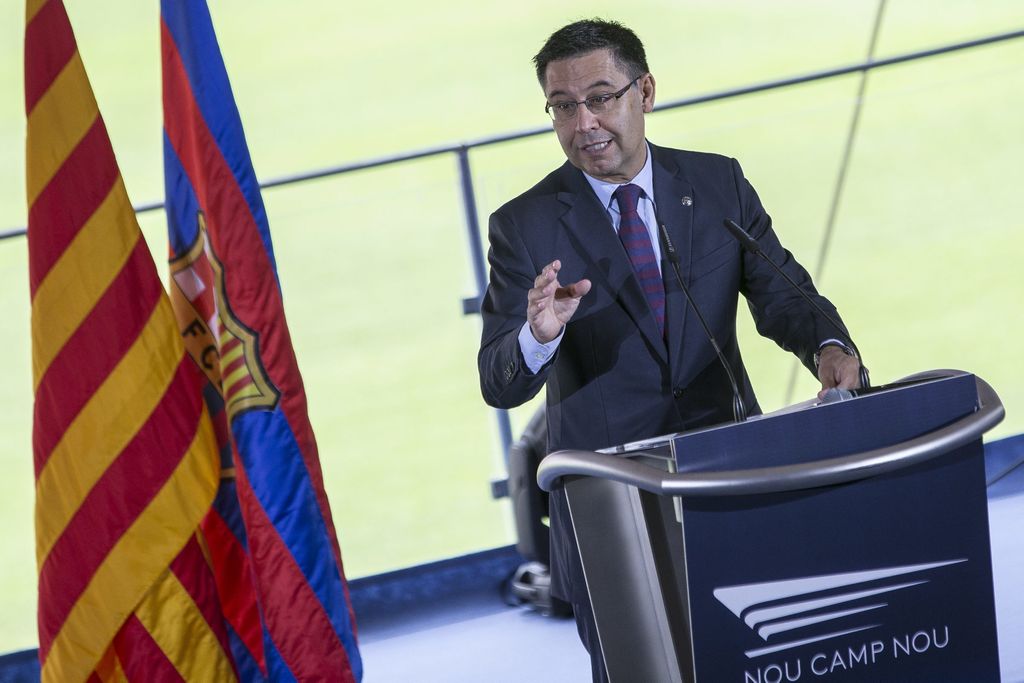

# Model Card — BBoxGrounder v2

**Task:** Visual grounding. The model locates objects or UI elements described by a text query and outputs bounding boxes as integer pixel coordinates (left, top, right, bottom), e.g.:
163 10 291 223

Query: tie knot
613 183 644 215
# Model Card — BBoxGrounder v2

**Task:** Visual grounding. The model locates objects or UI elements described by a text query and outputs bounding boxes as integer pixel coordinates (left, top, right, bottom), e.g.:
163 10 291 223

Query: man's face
543 48 655 184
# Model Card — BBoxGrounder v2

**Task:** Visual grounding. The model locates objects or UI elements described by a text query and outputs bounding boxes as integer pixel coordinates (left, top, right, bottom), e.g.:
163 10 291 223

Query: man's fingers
533 259 562 288
835 367 860 390
555 279 592 301
570 279 592 298
527 282 553 303
531 262 586 322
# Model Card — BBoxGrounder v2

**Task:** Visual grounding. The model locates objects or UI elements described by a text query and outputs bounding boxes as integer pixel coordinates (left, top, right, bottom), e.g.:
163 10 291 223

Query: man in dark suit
477 18 862 679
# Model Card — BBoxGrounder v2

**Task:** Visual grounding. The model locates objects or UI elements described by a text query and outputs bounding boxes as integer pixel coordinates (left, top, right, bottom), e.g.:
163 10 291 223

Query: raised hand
527 259 592 343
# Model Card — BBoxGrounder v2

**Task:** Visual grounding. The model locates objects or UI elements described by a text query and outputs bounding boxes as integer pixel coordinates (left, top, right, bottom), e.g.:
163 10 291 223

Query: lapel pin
681 196 693 206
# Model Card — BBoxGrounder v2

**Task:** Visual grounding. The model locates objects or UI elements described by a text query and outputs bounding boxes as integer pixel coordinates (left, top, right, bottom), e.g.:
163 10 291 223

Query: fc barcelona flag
26 0 238 680
161 1 363 681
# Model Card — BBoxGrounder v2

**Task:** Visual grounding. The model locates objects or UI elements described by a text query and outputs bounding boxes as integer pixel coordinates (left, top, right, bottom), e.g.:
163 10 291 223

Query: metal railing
4 28 1022 482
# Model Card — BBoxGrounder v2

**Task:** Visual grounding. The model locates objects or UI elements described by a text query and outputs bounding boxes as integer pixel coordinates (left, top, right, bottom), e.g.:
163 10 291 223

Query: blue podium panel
672 375 1000 682
680 442 998 683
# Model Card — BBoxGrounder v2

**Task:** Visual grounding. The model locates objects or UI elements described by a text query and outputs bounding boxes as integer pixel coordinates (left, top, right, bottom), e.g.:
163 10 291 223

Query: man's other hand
816 345 862 399
527 259 592 343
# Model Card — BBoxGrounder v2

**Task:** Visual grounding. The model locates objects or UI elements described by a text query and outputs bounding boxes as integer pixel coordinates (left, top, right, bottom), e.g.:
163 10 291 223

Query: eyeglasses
545 77 641 122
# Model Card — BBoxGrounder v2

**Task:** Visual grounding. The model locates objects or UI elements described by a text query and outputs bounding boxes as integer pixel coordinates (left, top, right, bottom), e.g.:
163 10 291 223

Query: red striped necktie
613 183 665 335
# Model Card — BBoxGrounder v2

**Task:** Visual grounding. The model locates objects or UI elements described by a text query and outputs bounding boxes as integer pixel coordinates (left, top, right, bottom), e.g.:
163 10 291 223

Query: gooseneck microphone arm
658 222 748 422
722 219 870 389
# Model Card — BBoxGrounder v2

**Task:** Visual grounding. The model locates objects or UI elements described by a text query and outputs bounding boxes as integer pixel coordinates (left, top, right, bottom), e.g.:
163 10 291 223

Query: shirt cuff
518 322 564 374
814 339 856 369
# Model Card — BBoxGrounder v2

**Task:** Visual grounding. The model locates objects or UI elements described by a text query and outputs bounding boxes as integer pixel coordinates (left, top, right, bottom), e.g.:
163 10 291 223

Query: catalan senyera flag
161 1 362 680
26 1 239 681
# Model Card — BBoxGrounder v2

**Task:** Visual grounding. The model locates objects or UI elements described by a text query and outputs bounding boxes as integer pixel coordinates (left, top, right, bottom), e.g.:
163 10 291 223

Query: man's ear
641 73 656 113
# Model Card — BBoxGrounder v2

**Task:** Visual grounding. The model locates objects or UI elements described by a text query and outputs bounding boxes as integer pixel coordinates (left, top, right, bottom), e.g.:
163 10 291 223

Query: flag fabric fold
161 1 362 680
26 0 235 680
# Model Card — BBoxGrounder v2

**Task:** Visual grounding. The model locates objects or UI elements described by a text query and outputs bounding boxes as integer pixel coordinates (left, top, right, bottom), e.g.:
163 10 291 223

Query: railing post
455 146 514 478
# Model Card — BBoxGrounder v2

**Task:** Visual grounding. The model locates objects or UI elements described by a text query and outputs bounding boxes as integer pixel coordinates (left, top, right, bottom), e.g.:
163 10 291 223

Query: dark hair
533 19 649 86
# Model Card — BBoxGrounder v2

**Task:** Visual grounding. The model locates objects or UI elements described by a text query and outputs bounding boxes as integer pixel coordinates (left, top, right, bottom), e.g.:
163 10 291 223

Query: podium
537 371 1004 682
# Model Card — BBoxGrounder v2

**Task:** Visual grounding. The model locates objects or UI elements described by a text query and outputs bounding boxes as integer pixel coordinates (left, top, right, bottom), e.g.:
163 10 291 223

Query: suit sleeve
477 209 553 409
730 158 855 374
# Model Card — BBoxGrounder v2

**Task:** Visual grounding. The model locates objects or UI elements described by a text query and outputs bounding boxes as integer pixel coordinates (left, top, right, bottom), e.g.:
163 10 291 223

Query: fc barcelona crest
169 212 279 419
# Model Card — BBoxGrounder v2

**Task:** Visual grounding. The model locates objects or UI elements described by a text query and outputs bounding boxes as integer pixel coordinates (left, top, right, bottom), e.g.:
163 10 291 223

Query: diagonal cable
784 0 888 405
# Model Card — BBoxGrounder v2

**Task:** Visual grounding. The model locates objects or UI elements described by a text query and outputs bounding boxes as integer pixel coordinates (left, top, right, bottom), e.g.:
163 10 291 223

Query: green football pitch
0 0 1021 653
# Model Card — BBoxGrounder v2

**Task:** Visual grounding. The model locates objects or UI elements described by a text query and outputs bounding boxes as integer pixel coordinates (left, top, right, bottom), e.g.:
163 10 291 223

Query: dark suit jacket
477 143 850 602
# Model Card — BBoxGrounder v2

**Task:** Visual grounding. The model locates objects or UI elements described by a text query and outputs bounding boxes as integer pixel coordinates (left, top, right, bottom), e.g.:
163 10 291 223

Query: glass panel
262 156 511 578
1 0 1020 654
0 246 33 654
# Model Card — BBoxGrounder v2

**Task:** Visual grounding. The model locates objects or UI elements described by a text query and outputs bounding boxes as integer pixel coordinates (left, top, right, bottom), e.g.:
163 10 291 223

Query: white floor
359 596 589 682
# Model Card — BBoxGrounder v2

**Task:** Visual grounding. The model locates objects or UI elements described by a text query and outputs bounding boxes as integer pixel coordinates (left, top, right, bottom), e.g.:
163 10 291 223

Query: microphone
721 219 870 389
721 218 761 254
658 223 748 422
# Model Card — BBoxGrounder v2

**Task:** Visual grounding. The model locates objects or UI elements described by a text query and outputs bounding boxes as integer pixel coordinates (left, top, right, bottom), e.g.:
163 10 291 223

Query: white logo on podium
713 559 966 658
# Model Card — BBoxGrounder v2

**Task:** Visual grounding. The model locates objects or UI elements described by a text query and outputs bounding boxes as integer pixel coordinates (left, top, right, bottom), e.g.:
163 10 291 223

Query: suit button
673 387 684 398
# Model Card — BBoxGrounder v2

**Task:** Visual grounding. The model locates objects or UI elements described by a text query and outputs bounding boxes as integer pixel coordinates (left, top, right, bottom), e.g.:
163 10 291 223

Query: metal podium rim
537 370 1004 496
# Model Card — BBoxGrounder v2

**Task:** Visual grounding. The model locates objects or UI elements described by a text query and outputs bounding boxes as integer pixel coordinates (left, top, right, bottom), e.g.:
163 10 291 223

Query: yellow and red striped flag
26 1 238 680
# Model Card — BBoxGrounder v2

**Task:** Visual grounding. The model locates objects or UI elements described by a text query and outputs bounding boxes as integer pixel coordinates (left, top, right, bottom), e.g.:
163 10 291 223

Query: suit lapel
651 145 695 375
555 163 668 363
